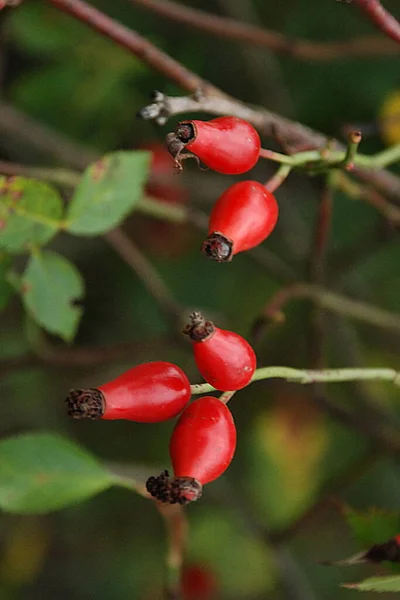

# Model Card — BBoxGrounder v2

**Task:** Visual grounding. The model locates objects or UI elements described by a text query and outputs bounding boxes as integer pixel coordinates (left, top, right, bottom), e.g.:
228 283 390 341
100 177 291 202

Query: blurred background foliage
0 0 400 599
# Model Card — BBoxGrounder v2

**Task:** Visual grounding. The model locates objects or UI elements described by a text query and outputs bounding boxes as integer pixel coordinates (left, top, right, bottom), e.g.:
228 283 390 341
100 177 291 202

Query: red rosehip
182 564 219 600
202 180 278 262
184 311 256 391
167 117 261 175
146 396 236 504
65 361 191 423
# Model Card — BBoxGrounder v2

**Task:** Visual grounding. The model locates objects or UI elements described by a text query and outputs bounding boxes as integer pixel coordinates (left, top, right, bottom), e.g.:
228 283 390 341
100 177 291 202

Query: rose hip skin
175 117 261 175
203 180 278 262
170 396 236 486
185 311 256 391
66 361 191 422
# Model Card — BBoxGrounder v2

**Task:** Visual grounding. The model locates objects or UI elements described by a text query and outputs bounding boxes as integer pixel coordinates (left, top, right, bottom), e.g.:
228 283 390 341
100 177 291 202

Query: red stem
353 0 400 44
130 0 399 59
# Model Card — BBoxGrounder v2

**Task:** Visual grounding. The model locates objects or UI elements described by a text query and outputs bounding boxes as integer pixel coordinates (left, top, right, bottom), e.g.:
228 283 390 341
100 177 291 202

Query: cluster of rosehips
66 115 277 504
66 311 256 504
166 116 279 262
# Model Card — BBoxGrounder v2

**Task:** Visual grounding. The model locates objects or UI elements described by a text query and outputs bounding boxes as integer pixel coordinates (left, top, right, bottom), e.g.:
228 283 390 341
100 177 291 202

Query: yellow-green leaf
66 151 150 235
0 176 63 253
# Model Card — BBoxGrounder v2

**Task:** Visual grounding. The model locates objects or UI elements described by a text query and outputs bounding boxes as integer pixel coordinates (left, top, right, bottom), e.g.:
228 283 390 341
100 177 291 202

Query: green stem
265 164 292 192
0 161 81 187
190 366 400 395
259 143 400 171
342 130 362 170
136 195 188 223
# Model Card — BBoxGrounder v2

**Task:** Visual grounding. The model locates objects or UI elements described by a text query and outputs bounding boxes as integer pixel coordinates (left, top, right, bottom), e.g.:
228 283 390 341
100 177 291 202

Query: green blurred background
0 0 400 598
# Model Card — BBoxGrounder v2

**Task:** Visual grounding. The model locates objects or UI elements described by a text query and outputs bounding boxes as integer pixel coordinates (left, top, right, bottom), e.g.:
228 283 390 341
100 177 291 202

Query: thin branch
157 503 187 600
0 337 168 378
104 227 182 322
251 282 400 346
46 1 400 201
139 93 400 201
334 171 400 226
129 0 400 59
353 0 400 44
0 103 97 170
48 0 218 95
190 365 400 395
0 160 82 188
310 182 333 284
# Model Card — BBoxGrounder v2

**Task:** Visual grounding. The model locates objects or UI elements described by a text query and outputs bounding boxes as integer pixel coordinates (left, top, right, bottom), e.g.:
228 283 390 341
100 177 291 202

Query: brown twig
0 337 167 378
0 103 97 170
129 0 400 59
310 181 333 284
335 171 400 226
252 282 400 344
138 93 400 201
353 0 400 44
104 227 182 323
157 503 187 600
48 0 218 95
45 1 400 201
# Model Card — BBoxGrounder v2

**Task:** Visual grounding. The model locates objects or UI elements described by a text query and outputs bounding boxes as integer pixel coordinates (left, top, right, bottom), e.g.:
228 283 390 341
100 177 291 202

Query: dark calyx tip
146 471 202 505
202 232 233 263
65 388 105 420
183 311 215 342
175 121 195 144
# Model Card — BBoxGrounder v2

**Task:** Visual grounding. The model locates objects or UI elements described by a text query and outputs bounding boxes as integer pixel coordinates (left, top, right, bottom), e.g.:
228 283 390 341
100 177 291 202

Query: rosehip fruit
182 564 219 600
65 361 191 422
202 180 278 262
168 116 261 175
146 396 236 504
184 311 256 391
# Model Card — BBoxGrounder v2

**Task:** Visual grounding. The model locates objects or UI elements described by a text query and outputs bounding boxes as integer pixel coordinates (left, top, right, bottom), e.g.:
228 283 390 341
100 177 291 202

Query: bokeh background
0 0 400 599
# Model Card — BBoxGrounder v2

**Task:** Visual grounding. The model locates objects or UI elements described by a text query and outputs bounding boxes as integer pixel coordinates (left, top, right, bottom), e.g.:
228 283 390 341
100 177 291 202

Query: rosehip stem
259 143 400 171
190 366 400 395
342 130 362 171
265 164 292 192
219 390 237 404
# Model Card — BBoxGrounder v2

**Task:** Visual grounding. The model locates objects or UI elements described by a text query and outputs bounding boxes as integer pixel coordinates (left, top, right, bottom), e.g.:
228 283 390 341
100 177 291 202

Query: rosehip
184 311 256 391
182 564 219 600
146 396 236 504
202 180 278 262
168 116 261 175
65 361 191 422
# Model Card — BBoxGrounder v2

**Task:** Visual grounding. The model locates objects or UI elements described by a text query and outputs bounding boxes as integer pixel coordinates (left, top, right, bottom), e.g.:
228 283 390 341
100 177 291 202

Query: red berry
202 180 278 262
65 361 191 423
184 311 256 391
168 117 261 175
146 397 236 504
171 396 236 483
182 564 219 600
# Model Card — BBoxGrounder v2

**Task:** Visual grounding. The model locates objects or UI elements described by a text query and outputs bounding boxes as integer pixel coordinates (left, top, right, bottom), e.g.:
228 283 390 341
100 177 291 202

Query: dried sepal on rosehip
184 311 256 391
166 117 261 175
146 396 236 505
202 180 279 262
65 361 191 423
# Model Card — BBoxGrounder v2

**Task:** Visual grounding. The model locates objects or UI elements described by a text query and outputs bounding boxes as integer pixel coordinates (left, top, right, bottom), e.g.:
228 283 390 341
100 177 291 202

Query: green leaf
66 151 150 235
344 575 400 593
0 176 63 253
21 250 84 342
0 433 116 514
0 253 14 311
345 507 400 547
